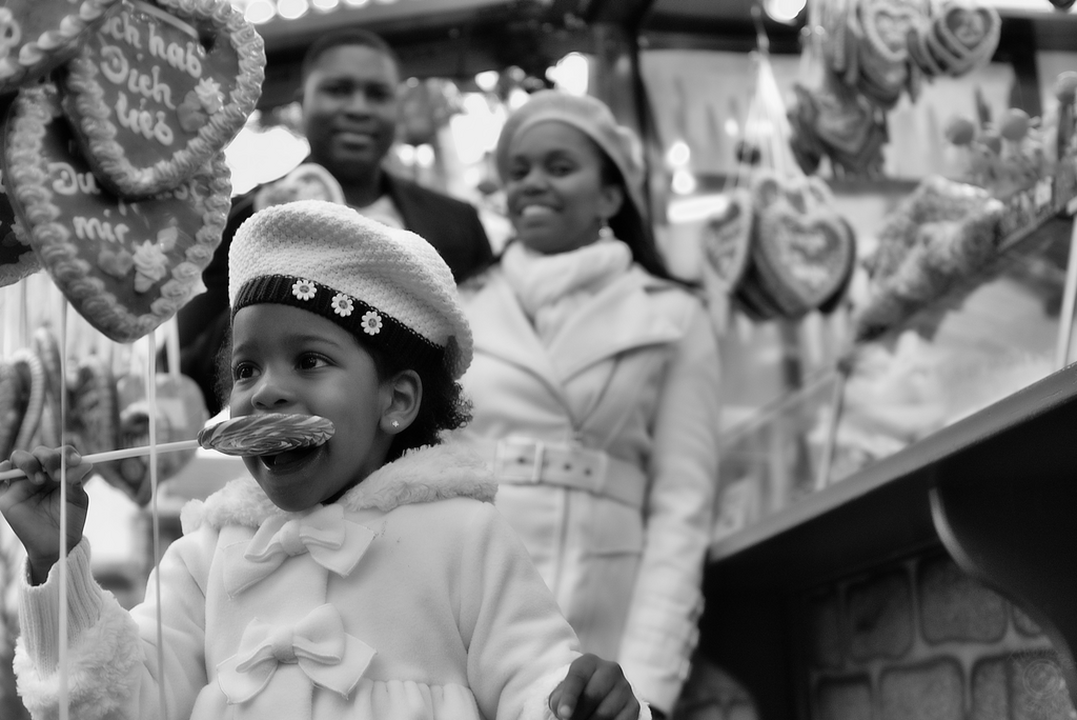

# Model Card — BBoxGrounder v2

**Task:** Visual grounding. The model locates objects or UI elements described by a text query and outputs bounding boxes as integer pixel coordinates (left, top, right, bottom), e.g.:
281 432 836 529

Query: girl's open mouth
259 444 320 470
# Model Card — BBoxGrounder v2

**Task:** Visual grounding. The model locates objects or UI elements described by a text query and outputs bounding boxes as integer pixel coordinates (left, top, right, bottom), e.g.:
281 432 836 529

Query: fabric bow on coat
217 604 375 703
223 504 376 595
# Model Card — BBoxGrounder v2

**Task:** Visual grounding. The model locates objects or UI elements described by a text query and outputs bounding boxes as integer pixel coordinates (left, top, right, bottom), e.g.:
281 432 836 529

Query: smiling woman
454 90 723 719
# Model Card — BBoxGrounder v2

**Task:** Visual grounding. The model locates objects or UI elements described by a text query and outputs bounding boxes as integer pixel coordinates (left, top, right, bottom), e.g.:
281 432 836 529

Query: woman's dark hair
214 325 470 463
596 151 694 286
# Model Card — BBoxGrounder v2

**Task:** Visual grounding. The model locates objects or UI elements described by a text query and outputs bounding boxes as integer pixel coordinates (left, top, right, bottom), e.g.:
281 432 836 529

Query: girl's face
229 304 395 512
504 121 623 254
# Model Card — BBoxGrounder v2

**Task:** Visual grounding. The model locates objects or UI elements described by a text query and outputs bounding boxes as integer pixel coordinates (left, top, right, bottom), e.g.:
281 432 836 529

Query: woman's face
229 304 395 512
504 121 624 254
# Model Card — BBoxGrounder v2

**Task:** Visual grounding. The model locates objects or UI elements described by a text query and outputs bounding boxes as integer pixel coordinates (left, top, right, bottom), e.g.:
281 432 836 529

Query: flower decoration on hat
332 293 354 317
292 279 317 301
360 311 382 335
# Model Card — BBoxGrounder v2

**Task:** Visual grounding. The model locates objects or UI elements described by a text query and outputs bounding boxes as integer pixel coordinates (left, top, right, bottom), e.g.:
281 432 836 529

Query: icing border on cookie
0 0 122 88
5 85 232 343
63 0 264 197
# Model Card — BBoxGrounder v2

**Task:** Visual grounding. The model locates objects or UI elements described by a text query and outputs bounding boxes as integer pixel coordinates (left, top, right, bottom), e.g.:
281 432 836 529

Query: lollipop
0 413 335 482
197 413 335 456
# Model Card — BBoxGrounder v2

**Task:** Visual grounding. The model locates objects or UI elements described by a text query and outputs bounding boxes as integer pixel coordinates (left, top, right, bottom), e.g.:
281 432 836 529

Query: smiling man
178 28 493 415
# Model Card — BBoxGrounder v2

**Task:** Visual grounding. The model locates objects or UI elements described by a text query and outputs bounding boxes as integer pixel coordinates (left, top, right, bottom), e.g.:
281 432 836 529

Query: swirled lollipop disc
197 413 335 456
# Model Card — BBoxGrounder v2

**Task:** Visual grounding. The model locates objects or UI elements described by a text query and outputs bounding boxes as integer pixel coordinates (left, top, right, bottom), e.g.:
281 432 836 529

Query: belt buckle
495 437 546 483
575 445 608 492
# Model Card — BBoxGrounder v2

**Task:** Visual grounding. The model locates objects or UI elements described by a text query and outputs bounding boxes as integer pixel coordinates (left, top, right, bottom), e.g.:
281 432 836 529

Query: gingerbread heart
32 326 64 447
67 353 118 456
0 0 121 93
929 3 999 76
700 188 753 292
0 359 25 458
95 372 208 505
4 85 232 343
753 204 856 316
61 0 264 197
860 0 922 65
254 163 345 212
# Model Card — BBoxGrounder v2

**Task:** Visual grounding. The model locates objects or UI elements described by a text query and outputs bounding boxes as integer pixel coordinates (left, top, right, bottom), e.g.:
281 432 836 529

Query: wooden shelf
706 360 1077 589
700 362 1077 719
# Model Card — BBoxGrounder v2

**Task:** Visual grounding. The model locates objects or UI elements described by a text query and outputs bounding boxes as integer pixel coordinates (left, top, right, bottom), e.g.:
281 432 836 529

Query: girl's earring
598 218 614 240
391 420 400 429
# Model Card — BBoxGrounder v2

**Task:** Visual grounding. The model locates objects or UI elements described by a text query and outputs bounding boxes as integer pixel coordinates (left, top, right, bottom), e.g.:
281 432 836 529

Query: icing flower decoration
132 240 169 292
195 77 224 114
292 279 317 301
360 310 383 336
0 10 21 61
331 293 354 317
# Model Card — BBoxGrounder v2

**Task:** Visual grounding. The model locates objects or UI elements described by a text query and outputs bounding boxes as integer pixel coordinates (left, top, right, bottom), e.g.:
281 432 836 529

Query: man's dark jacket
177 171 494 414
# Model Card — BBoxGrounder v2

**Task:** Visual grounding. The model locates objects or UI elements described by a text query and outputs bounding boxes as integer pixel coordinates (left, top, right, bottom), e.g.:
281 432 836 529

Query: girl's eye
548 161 574 176
297 353 329 371
232 362 256 382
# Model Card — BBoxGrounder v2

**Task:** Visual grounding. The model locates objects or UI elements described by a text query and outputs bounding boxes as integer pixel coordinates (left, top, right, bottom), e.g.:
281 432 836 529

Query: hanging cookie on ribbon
60 0 265 197
0 0 122 94
4 84 232 343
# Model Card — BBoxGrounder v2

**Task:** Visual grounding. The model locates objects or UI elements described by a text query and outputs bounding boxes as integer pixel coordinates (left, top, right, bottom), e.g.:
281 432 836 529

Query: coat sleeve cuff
18 538 104 672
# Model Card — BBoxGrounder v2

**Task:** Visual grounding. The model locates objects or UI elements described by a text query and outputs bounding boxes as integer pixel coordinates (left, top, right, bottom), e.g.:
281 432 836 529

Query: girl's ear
381 369 422 434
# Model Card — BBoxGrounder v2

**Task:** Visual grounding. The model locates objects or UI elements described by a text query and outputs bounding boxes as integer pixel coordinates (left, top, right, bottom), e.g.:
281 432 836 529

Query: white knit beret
229 200 472 378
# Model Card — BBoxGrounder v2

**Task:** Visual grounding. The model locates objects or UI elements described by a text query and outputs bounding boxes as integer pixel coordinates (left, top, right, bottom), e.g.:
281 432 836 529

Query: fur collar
181 443 496 533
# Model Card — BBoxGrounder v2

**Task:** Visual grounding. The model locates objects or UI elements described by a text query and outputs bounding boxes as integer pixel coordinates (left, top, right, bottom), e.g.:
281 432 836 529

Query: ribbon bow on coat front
224 504 376 595
217 604 376 704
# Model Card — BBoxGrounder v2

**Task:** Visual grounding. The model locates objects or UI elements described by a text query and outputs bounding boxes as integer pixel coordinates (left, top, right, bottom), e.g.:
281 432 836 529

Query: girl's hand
549 653 642 720
0 446 93 585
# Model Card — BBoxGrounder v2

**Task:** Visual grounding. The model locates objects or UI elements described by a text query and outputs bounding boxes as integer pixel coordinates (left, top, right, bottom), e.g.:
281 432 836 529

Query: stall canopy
233 0 612 108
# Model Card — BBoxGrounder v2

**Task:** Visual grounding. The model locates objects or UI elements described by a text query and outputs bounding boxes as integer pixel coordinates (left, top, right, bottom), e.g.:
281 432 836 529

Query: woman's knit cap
229 200 472 378
495 90 646 220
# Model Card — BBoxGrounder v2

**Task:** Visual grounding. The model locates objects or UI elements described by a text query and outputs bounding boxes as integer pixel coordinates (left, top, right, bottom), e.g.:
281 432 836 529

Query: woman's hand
0 446 93 585
549 653 642 719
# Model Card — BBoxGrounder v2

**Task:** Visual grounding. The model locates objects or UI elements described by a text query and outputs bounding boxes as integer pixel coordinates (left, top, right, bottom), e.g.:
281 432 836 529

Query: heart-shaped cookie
32 326 64 446
253 163 345 212
0 359 25 458
9 348 45 451
61 0 264 197
929 3 1000 76
753 204 856 317
94 372 207 504
700 188 753 292
0 0 121 93
67 353 118 456
5 84 232 343
860 0 922 65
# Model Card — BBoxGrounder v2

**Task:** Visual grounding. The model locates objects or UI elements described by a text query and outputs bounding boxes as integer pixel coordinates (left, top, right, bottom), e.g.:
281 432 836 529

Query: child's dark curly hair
368 344 472 461
214 327 471 462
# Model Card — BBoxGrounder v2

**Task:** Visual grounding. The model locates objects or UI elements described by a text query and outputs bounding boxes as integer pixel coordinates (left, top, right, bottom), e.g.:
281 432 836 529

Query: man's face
301 44 400 183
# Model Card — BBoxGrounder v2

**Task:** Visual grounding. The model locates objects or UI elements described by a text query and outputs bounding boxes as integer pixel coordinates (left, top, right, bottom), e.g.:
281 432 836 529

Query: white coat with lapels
455 253 722 713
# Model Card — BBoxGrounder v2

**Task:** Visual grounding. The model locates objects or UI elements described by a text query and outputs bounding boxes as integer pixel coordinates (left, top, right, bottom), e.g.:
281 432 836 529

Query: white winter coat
13 445 650 720
456 263 721 713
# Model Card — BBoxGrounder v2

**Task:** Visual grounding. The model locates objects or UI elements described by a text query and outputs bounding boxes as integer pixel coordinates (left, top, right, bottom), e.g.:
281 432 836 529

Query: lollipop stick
0 439 200 482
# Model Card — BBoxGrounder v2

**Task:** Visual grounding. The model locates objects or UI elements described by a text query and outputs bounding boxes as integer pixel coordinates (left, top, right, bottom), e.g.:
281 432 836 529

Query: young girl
0 200 648 720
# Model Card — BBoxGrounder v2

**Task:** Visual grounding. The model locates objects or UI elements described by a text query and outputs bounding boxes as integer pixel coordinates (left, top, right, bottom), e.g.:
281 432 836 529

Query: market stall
3 0 1077 718
609 0 1077 718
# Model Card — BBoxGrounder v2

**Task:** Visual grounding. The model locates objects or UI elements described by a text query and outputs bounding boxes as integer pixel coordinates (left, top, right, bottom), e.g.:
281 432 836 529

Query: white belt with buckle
483 437 646 509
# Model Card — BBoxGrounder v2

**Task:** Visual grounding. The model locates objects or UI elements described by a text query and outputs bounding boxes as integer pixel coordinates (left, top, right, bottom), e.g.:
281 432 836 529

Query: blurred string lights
230 0 400 24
